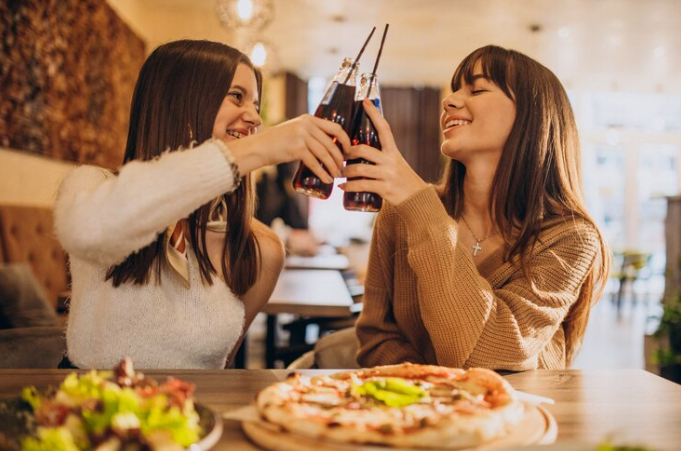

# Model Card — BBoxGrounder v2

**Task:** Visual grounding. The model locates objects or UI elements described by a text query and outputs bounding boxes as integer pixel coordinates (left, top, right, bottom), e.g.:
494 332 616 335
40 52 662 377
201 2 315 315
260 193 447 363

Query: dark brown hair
106 40 263 296
439 45 610 365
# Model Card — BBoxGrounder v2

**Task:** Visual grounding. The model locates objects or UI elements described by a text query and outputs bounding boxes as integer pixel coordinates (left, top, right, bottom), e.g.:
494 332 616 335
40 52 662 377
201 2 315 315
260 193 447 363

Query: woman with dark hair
344 45 610 370
54 40 349 369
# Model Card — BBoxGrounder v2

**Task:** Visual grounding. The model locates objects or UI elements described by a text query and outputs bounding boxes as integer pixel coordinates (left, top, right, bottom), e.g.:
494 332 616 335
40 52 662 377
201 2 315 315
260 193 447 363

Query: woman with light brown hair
55 40 349 369
343 45 609 370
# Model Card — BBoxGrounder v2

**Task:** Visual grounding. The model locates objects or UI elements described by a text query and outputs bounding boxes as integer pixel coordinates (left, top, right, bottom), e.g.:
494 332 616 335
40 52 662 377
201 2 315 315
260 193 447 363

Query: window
576 91 681 301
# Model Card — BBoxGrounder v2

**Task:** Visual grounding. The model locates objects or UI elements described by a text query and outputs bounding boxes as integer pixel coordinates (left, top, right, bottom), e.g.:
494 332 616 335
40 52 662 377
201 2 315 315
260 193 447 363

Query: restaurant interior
1 0 681 450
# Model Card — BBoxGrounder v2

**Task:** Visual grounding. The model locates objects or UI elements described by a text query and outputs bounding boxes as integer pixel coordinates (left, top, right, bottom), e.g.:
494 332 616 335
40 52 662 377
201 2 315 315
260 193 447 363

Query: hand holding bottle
292 57 359 199
340 98 428 206
226 114 349 183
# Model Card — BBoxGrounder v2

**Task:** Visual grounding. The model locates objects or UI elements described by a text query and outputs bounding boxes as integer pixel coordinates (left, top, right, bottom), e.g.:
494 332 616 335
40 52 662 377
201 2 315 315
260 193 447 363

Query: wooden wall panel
0 0 146 169
381 86 444 183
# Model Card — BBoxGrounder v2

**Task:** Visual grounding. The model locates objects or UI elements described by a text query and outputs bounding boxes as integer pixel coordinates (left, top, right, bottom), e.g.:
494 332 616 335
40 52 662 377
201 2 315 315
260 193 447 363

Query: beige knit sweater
355 186 600 371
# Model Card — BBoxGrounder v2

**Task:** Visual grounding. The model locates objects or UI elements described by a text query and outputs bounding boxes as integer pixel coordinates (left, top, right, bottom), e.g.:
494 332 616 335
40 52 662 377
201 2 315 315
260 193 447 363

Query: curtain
285 72 309 118
381 87 444 183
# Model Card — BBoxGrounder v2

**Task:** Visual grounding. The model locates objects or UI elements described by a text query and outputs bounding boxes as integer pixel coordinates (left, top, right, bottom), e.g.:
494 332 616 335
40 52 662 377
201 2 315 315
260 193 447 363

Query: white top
54 141 244 369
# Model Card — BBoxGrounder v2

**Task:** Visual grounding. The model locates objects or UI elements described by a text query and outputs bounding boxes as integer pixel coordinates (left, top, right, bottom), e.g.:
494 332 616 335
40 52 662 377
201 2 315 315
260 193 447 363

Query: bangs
450 45 515 100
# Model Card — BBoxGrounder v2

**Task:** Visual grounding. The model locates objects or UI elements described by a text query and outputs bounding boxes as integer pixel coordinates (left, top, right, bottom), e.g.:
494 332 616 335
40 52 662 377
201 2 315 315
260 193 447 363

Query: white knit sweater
54 141 244 369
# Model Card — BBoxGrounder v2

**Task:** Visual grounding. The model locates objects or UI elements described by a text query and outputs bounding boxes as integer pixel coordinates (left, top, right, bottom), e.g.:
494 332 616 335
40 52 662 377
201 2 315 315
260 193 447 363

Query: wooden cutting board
242 404 557 451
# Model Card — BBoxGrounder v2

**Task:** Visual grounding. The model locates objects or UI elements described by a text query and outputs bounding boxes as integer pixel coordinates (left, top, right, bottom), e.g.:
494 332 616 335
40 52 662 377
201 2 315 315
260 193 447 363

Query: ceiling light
244 39 279 71
216 0 274 30
250 42 267 66
237 0 253 20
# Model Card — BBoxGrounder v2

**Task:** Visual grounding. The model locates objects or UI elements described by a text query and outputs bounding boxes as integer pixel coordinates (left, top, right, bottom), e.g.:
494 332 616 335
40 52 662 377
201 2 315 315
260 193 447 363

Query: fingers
344 144 383 164
339 178 382 195
362 99 398 152
308 125 344 174
311 116 352 154
300 147 334 184
342 162 382 180
305 134 342 178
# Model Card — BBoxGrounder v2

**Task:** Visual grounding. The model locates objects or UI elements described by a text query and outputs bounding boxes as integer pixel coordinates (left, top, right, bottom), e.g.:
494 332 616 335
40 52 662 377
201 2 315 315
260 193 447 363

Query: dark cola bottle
344 73 383 212
292 58 358 199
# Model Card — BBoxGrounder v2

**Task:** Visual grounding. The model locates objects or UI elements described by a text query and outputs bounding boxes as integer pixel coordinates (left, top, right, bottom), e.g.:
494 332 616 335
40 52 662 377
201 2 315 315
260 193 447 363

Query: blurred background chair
0 264 65 368
0 205 69 368
0 205 69 312
611 250 653 316
287 326 360 370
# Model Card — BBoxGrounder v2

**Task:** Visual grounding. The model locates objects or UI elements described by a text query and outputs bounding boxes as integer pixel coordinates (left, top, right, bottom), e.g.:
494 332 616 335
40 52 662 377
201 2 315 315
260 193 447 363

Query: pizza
255 363 525 449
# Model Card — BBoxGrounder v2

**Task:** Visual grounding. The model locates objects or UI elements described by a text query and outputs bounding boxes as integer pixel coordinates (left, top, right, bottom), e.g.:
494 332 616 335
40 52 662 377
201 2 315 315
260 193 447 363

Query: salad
19 358 202 451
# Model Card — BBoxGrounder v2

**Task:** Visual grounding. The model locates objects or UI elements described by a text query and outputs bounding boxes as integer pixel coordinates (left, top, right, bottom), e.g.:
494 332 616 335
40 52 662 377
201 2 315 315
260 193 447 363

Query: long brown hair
439 45 610 365
106 40 263 296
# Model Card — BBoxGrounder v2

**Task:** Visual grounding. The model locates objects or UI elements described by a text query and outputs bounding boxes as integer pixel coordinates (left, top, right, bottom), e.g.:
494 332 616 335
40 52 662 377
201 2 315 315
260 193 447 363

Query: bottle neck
335 58 359 86
340 67 359 86
357 75 380 101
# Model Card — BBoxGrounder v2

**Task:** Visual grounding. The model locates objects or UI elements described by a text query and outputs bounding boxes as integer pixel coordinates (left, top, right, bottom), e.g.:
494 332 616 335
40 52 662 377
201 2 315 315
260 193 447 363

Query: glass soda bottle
343 73 383 212
292 58 359 199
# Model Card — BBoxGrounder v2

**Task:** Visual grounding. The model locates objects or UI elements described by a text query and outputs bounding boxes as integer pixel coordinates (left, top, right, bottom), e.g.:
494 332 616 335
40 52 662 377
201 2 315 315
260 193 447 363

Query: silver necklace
460 215 496 257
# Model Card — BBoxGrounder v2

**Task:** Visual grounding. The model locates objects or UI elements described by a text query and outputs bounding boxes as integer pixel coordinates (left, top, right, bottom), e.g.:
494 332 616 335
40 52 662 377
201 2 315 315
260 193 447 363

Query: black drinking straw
367 24 389 98
342 27 376 85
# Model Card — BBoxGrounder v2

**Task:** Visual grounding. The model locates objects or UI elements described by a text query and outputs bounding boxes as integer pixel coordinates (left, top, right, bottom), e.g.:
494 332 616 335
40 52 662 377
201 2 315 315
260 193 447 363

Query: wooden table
1 369 679 450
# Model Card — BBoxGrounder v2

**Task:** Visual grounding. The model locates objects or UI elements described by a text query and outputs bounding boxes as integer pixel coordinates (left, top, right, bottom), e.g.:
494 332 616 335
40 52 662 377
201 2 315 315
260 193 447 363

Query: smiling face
440 61 516 164
212 63 262 142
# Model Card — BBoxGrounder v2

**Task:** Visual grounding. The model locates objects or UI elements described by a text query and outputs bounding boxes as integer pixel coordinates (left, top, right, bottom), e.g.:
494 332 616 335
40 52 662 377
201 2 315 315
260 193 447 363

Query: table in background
285 253 350 270
265 269 356 317
263 269 358 367
1 369 679 450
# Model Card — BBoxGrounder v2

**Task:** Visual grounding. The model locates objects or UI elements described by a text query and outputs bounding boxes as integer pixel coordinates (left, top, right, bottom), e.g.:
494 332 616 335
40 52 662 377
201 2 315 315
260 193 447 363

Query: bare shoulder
252 220 286 271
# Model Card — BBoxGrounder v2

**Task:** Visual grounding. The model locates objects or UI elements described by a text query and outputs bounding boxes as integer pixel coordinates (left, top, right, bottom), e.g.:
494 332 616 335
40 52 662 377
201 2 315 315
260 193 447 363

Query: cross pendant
472 241 482 257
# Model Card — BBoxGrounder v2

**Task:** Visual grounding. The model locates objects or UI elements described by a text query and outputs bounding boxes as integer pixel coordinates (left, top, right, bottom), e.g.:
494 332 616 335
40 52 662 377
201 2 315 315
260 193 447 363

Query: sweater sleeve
54 140 237 267
393 186 600 371
356 203 426 367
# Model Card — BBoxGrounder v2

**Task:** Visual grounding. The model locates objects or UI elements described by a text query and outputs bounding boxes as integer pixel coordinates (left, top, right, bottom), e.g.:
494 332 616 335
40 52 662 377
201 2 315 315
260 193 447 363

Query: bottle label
370 98 382 115
320 82 338 105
